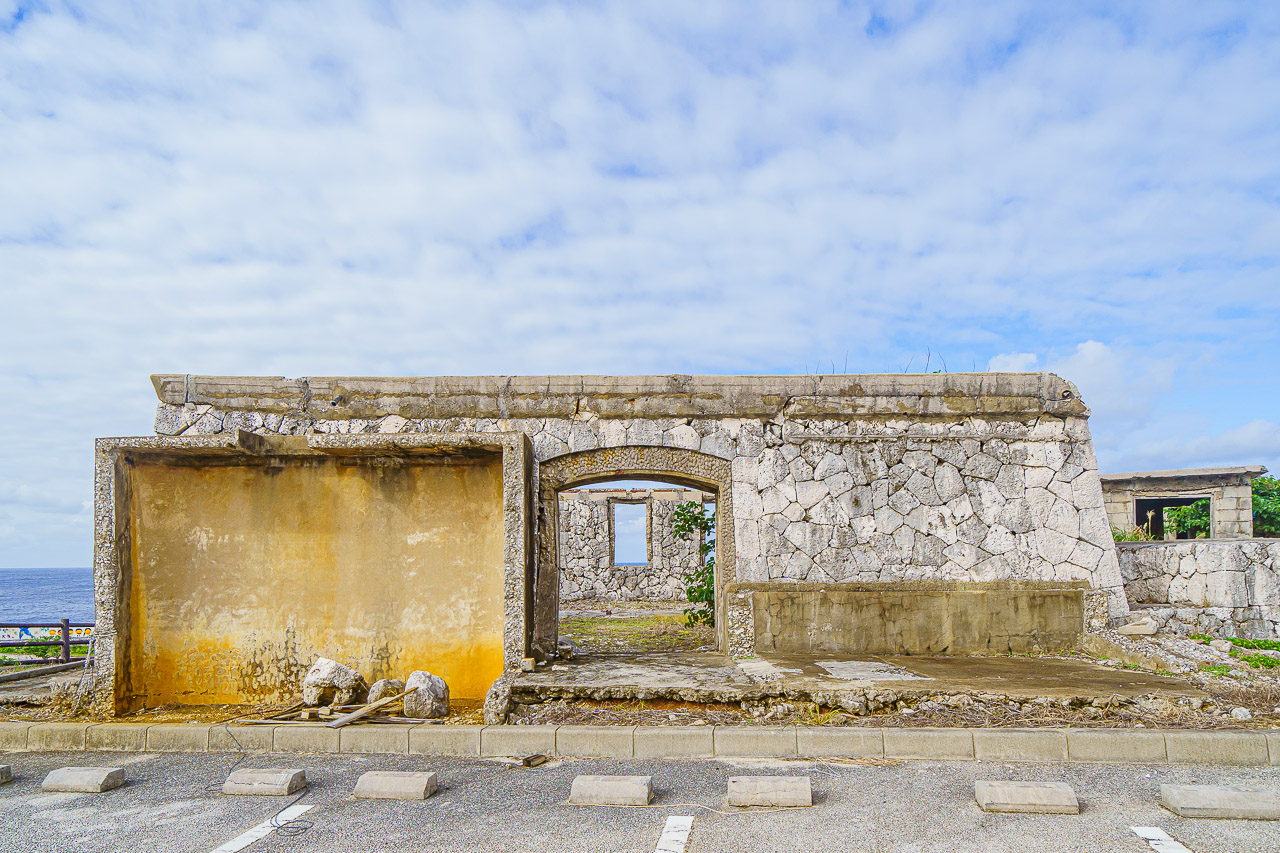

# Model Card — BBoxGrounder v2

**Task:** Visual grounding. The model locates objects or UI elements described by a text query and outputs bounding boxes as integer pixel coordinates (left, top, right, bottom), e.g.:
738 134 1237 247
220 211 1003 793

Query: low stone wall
732 581 1086 656
1119 540 1280 638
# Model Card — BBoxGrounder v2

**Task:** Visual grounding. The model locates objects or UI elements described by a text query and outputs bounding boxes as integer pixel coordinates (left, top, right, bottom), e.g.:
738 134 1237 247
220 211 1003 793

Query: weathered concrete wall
557 488 707 601
92 433 532 715
1119 540 1280 638
148 374 1127 636
1102 469 1258 539
125 457 504 707
742 581 1086 655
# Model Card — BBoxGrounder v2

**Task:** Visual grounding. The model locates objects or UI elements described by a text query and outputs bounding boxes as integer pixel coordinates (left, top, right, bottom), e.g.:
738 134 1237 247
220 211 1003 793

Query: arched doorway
534 446 735 656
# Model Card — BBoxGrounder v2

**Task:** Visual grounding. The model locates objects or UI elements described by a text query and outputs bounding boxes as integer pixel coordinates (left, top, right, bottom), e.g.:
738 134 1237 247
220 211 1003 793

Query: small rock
366 679 405 704
1210 640 1233 653
483 674 513 725
1231 707 1253 721
301 657 368 707
403 671 449 719
1117 617 1158 636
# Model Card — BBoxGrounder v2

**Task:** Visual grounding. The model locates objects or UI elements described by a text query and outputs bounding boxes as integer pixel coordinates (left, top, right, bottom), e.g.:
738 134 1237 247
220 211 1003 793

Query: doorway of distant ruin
554 478 716 660
534 446 733 659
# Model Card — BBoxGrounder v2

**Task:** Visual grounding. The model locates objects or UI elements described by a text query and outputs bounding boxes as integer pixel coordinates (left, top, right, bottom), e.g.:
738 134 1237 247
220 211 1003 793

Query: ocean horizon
0 567 94 623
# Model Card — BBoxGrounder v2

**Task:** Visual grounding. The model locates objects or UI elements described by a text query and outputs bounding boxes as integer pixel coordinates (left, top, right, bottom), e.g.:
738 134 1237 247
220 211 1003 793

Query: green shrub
673 500 715 627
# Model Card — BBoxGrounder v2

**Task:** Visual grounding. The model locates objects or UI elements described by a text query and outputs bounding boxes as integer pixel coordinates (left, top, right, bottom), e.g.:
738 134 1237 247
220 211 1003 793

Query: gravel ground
2 750 1279 852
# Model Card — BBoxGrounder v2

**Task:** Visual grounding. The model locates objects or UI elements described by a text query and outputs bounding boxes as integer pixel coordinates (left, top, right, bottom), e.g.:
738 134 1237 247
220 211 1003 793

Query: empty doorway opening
556 477 715 659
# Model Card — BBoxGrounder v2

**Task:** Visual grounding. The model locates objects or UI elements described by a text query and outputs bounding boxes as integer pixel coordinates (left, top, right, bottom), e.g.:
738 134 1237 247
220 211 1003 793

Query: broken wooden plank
324 686 418 729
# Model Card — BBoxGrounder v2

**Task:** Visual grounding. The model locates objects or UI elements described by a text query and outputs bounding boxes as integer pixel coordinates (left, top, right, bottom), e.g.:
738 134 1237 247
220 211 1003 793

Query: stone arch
534 445 734 655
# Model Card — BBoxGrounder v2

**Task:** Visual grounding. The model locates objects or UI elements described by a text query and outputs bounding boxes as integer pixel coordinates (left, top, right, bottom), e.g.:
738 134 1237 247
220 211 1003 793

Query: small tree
1255 476 1280 538
672 500 714 626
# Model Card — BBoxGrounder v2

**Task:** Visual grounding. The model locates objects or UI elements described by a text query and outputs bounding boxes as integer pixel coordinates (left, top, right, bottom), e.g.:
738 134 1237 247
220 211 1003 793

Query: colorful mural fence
0 624 93 642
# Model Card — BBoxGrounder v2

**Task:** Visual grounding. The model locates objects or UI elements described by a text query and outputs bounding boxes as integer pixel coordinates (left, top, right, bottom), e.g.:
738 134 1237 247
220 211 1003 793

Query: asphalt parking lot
1 750 1278 852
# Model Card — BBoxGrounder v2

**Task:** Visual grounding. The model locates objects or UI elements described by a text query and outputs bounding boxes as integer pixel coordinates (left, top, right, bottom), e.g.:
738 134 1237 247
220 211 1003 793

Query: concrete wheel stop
0 765 12 785
353 771 439 800
222 768 307 796
569 775 654 805
727 776 812 807
1160 784 1280 820
975 780 1079 814
41 767 126 793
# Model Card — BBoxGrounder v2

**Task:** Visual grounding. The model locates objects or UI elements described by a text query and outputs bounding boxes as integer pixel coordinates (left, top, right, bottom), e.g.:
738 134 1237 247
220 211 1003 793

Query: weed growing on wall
673 501 714 627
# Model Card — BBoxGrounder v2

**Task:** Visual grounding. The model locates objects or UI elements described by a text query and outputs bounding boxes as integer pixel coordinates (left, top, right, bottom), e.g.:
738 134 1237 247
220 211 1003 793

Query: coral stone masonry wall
1119 540 1280 638
557 489 708 601
146 373 1128 631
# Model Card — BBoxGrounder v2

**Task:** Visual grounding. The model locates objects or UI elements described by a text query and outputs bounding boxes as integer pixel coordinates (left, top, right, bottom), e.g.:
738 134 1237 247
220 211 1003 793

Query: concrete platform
513 650 1202 707
41 766 125 793
975 780 1079 814
1160 784 1280 819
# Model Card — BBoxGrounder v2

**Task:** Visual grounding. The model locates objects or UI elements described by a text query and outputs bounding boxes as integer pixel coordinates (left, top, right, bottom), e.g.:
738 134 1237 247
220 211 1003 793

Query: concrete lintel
150 372 1088 420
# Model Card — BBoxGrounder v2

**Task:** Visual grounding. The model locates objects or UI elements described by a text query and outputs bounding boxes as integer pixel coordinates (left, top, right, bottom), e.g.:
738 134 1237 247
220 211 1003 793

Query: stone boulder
403 671 449 719
301 657 368 707
366 678 406 704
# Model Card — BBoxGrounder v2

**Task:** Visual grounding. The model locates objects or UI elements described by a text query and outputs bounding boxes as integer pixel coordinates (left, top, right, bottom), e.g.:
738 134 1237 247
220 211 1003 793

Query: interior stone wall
1120 540 1280 637
148 373 1129 628
557 489 708 601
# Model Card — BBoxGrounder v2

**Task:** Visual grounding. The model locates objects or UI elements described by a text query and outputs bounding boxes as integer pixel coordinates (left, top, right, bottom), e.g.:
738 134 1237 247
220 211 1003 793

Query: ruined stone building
87 373 1279 714
1101 466 1266 540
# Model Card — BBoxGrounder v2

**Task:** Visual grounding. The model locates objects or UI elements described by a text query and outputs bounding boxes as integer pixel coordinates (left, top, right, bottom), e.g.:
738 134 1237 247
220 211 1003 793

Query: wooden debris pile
236 686 432 728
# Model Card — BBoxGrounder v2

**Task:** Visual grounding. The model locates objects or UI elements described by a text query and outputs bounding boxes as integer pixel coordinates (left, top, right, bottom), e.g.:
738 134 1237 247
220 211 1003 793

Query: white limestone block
42 767 125 793
353 771 438 800
975 780 1078 814
1160 784 1280 820
569 775 653 805
222 768 307 796
728 775 812 807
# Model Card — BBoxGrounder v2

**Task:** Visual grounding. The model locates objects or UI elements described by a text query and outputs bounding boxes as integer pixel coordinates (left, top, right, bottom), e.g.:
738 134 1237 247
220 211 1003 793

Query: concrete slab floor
0 750 1277 851
517 650 1203 702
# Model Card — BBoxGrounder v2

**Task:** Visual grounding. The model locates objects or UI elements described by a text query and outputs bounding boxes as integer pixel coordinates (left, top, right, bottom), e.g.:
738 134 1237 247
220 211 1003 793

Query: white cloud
987 352 1038 372
0 2 1278 563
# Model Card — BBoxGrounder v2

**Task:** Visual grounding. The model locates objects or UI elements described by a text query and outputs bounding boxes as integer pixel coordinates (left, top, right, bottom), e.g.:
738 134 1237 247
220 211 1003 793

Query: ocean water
0 568 95 623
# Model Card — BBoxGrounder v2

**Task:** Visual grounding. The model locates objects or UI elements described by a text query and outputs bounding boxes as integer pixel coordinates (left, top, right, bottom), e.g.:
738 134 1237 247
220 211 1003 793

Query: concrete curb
1 722 1276 765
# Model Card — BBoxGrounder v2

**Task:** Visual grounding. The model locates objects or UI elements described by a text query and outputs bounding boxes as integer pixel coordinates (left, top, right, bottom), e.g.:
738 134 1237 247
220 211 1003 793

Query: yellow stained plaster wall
125 455 505 707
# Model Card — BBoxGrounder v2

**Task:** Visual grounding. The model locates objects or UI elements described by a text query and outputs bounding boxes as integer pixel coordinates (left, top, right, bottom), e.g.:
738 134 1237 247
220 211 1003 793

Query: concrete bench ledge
1 722 1277 765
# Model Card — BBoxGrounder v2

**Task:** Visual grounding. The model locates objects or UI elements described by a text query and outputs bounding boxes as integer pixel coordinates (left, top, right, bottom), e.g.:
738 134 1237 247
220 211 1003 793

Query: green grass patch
1230 648 1280 669
0 643 88 660
561 613 715 653
1200 664 1232 676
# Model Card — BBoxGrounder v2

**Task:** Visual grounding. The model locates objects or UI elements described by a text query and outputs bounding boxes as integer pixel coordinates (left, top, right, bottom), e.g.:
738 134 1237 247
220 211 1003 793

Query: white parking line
1131 826 1194 853
655 815 694 853
211 804 313 853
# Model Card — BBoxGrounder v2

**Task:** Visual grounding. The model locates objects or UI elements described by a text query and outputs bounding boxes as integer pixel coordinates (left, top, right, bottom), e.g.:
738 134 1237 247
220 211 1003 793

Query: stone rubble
301 657 368 707
403 671 450 719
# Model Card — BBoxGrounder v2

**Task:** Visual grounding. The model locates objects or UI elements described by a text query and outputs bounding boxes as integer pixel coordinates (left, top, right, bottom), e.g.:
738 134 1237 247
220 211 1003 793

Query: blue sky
1 1 1278 566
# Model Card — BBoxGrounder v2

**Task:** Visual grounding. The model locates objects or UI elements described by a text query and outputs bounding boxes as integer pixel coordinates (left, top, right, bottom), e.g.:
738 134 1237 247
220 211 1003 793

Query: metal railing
0 619 93 663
